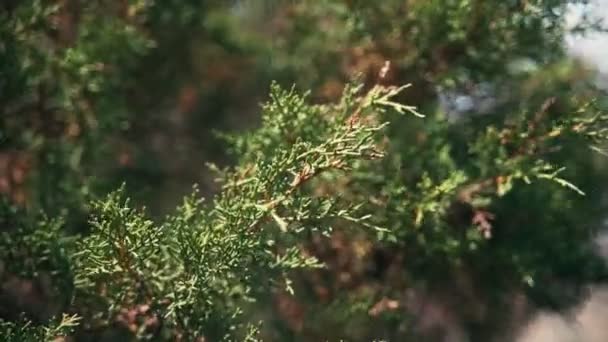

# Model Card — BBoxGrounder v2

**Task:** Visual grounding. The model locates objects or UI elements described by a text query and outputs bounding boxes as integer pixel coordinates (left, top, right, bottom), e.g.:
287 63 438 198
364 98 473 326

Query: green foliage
0 0 263 219
1 81 408 340
0 0 153 223
2 0 608 341
239 1 608 340
262 0 584 90
0 314 80 342
0 199 75 324
0 212 73 296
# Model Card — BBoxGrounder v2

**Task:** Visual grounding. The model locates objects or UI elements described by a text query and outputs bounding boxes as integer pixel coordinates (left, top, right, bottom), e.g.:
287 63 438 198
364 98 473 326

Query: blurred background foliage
2 0 608 340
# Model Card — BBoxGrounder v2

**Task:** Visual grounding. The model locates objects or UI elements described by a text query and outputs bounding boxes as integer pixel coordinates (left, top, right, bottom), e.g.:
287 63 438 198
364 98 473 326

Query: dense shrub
1 1 608 341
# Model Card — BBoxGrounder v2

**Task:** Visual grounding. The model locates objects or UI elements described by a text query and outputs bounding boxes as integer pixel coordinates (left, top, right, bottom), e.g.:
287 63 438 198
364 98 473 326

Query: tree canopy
1 1 608 341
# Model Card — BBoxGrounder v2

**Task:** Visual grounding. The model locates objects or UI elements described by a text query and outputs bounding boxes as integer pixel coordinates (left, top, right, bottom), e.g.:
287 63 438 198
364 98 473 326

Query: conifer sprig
65 82 412 340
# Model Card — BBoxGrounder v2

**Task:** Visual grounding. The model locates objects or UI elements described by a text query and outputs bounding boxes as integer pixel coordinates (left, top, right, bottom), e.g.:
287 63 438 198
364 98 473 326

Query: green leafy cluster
238 1 608 340
0 0 154 222
2 1 608 341
0 314 80 342
0 0 264 220
0 82 409 340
